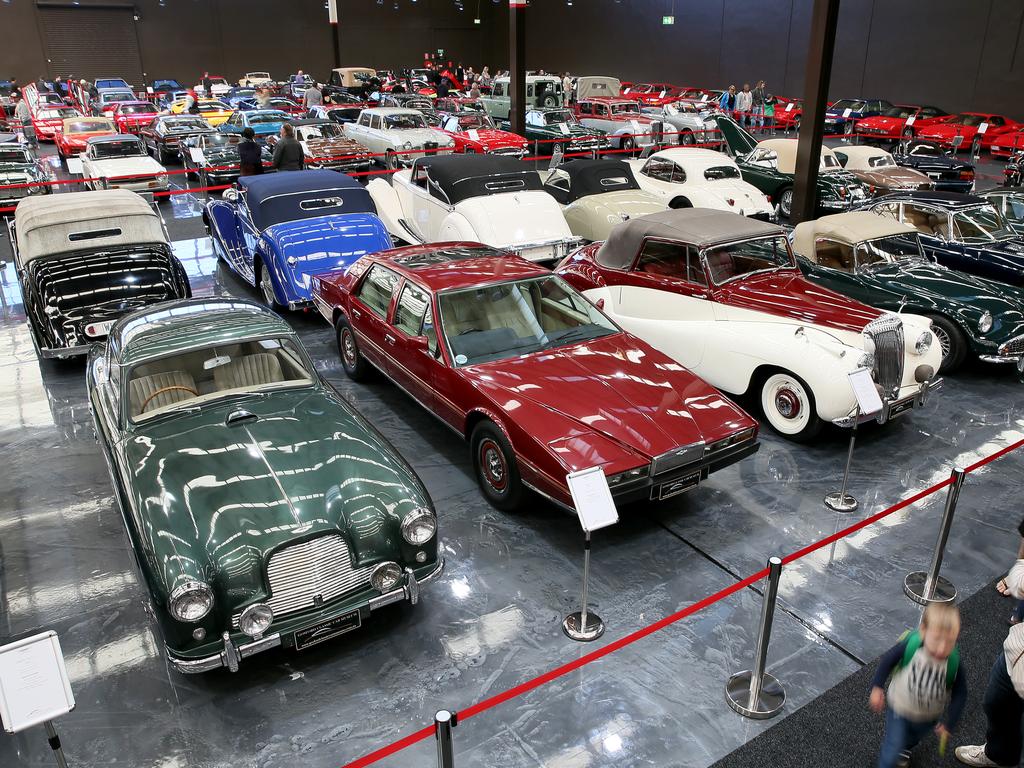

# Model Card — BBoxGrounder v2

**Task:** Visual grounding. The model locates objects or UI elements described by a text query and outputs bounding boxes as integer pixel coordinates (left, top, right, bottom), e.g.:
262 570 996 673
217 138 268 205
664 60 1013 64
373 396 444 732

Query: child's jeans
878 708 937 768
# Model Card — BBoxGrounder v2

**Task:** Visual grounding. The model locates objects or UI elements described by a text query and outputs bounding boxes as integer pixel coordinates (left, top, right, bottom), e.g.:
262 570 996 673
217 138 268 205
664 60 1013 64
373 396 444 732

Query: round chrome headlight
238 603 274 638
403 141 413 151
915 331 933 355
168 581 214 622
978 311 993 334
370 561 403 592
401 508 437 545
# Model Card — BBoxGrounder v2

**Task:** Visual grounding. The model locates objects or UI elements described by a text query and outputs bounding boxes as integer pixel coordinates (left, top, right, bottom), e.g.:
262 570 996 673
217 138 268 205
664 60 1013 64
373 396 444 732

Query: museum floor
0 143 1020 768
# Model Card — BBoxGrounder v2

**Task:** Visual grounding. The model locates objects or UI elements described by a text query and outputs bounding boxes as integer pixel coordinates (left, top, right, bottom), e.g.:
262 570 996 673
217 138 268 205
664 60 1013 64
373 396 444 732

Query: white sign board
0 632 75 734
189 147 206 164
467 128 479 142
785 102 795 112
905 114 916 127
842 108 853 118
557 122 570 135
978 122 989 134
848 367 884 417
65 158 83 175
566 466 619 533
146 86 154 95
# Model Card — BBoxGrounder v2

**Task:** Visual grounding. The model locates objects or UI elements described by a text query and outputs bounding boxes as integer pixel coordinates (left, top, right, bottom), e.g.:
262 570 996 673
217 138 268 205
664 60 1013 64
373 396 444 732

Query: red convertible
853 104 949 142
111 100 159 133
913 112 1021 152
437 112 528 157
311 243 760 511
627 83 684 107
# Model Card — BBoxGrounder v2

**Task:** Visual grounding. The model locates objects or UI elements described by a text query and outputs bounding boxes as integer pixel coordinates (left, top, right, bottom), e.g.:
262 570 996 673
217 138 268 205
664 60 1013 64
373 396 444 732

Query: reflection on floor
0 161 1020 768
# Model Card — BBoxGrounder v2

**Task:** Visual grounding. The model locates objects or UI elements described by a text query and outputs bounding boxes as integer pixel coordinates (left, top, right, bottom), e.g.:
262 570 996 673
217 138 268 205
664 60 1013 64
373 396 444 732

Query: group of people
870 521 1024 768
718 80 775 132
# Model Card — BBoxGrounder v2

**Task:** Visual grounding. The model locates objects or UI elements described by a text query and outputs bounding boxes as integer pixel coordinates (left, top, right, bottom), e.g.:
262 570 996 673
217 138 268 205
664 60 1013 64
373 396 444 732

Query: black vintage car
181 132 273 183
139 114 215 164
892 141 975 193
10 189 191 358
862 190 1024 288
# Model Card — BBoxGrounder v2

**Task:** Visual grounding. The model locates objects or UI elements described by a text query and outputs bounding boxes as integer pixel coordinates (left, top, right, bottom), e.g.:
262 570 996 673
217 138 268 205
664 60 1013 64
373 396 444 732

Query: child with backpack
870 602 967 768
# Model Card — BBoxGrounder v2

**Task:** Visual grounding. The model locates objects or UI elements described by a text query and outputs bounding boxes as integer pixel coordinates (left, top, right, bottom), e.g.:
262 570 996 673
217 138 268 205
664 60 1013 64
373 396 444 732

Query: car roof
875 189 987 207
791 212 917 256
237 169 374 230
650 147 737 168
596 209 784 269
373 242 549 291
364 107 423 115
114 299 291 367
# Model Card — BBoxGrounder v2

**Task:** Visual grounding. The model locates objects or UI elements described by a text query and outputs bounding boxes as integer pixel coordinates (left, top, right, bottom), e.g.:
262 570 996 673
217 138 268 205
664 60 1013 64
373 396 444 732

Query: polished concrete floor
0 142 1020 768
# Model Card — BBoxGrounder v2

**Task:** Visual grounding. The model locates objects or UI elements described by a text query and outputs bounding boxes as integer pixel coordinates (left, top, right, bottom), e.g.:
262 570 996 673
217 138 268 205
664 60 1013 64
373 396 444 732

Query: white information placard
0 631 75 734
785 102 795 112
700 94 709 102
65 158 83 175
848 367 884 416
146 86 154 95
566 466 619 533
557 122 570 135
189 147 206 164
467 128 479 142
978 122 989 134
905 114 916 127
842 108 853 118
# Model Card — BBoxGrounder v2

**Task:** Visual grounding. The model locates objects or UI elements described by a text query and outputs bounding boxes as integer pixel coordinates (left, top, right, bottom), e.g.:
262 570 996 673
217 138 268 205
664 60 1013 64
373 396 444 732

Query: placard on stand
824 368 882 513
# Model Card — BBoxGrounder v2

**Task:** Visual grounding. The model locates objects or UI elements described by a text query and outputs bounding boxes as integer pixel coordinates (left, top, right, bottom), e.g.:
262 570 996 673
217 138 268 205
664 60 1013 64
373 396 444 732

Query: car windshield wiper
544 325 611 349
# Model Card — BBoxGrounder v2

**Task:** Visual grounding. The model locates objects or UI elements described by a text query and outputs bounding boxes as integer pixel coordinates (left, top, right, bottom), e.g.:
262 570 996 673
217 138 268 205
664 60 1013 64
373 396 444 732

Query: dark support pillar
509 0 527 138
792 0 841 224
329 0 341 69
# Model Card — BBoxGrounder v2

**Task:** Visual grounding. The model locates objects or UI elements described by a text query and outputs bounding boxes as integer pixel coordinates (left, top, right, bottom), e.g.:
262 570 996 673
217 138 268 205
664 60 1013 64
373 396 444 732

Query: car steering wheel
458 327 482 335
140 385 199 413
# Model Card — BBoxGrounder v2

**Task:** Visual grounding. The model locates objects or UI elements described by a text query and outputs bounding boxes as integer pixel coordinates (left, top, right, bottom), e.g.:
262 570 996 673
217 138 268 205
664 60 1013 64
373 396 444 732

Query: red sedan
853 104 949 142
111 101 159 133
437 112 528 157
914 112 1021 152
311 243 760 511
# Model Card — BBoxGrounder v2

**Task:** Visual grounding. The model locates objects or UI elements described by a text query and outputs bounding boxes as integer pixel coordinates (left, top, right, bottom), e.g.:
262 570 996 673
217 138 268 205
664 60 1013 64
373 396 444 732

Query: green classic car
500 108 611 158
87 298 443 673
790 211 1024 374
715 115 869 218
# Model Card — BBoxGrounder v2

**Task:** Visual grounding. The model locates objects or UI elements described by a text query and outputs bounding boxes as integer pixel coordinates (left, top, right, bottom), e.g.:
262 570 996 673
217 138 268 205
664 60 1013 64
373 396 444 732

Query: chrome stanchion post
726 557 786 719
563 530 604 642
434 709 457 768
904 467 964 605
824 409 860 512
44 721 69 768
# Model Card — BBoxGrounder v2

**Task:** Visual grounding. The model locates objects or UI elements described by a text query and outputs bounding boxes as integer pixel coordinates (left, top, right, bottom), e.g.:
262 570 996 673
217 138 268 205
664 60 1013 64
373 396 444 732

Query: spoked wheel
471 421 523 511
257 260 279 308
759 372 822 442
384 150 399 170
679 130 695 146
620 135 636 156
777 187 794 219
926 315 967 373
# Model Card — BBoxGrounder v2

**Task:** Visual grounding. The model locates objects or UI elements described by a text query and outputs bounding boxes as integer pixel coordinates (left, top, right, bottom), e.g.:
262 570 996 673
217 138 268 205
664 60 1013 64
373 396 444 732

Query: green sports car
500 107 611 158
87 298 443 673
791 211 1024 374
715 115 869 218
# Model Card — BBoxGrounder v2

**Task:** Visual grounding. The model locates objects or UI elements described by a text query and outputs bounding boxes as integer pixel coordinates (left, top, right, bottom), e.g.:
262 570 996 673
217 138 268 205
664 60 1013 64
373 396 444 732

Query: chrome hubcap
342 330 356 367
774 388 801 419
260 270 274 305
479 440 507 491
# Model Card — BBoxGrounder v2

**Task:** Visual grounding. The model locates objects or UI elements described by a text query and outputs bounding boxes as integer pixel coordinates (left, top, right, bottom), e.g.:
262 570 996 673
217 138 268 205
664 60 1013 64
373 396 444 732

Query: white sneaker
954 744 1014 767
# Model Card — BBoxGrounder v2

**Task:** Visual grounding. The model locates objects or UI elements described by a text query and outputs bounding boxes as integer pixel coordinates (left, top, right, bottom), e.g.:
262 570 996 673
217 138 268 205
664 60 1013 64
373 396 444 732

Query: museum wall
2 0 1022 117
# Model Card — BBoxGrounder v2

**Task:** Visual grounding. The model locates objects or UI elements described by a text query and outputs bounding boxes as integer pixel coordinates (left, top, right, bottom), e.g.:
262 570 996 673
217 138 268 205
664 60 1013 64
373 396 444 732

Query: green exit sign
474 17 480 24
662 15 674 24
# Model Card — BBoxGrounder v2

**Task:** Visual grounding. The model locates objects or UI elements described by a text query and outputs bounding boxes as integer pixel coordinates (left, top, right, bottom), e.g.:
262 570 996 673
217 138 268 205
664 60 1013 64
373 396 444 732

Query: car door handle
351 308 362 319
385 334 396 345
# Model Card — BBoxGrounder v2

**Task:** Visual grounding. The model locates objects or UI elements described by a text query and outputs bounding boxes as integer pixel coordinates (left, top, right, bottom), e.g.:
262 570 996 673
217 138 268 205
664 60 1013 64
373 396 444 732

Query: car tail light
960 170 974 180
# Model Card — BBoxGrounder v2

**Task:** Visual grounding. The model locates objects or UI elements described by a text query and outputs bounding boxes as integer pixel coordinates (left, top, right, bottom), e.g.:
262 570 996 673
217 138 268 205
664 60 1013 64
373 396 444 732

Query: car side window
394 282 430 337
526 84 534 98
634 240 706 286
901 204 948 238
873 202 900 220
356 264 399 317
1007 197 1024 220
813 238 856 272
579 102 592 115
991 116 1005 127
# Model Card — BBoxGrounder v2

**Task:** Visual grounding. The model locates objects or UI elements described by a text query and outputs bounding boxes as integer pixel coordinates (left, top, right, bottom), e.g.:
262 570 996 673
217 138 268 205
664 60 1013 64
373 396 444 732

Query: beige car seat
129 371 198 417
213 353 284 390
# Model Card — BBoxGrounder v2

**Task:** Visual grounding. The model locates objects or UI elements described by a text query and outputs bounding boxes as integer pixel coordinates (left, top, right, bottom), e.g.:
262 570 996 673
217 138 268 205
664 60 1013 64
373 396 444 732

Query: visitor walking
996 518 1024 626
869 602 967 768
752 80 767 132
238 127 264 177
719 85 736 115
736 83 753 128
303 81 323 108
272 123 304 171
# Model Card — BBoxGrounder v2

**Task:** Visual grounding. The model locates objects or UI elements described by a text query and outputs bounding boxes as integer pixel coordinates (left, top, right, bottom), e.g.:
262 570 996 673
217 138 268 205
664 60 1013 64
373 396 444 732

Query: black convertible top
416 155 541 204
873 189 987 208
555 159 641 202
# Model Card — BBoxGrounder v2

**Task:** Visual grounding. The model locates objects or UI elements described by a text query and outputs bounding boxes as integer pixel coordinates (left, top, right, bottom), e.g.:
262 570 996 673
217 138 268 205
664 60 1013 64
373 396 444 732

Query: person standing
468 79 481 100
238 127 264 176
201 71 212 97
752 80 767 132
563 72 573 106
763 92 777 135
480 66 492 87
435 73 450 99
303 81 323 109
955 549 1024 767
719 85 736 114
736 83 753 128
14 96 35 148
256 87 272 109
272 123 304 171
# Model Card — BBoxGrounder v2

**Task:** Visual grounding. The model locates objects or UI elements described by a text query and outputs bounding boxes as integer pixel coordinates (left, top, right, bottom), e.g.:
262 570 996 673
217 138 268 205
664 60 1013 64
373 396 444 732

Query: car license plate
653 469 705 500
294 610 361 651
888 395 916 419
84 320 115 338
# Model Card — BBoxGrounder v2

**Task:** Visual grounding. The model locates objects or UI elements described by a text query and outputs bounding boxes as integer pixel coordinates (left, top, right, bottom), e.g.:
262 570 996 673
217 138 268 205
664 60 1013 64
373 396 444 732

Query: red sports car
54 116 116 159
31 105 81 141
853 104 949 142
989 127 1024 159
627 83 684 107
311 243 760 511
111 101 159 133
437 112 528 157
772 97 803 131
913 112 1021 152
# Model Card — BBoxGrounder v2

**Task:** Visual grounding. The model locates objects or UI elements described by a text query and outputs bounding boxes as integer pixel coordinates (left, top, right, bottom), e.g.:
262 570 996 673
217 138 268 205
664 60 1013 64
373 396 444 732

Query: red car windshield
121 104 156 115
67 120 112 134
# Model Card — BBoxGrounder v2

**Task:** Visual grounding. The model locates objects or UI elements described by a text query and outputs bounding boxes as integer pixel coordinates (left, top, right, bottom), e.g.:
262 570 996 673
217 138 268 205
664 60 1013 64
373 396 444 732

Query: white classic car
367 154 581 262
640 103 718 146
194 76 231 98
554 209 942 440
238 71 274 88
79 134 169 194
626 148 774 219
344 107 454 169
541 159 667 242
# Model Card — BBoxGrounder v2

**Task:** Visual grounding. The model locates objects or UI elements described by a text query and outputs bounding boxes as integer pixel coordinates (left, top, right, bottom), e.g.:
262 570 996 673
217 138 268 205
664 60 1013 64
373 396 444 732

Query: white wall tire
759 372 822 441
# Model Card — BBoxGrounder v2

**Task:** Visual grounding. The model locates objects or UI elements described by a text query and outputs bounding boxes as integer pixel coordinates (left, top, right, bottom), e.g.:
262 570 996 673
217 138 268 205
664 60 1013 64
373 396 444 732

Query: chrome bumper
40 342 93 359
166 559 444 674
832 378 942 428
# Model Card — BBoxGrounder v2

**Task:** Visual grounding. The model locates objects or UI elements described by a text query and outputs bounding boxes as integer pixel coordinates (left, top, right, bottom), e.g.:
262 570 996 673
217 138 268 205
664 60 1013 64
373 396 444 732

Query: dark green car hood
122 387 432 604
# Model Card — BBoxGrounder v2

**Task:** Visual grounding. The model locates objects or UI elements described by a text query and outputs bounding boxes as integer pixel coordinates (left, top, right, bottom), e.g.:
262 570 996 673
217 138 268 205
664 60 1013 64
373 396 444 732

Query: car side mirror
411 335 432 355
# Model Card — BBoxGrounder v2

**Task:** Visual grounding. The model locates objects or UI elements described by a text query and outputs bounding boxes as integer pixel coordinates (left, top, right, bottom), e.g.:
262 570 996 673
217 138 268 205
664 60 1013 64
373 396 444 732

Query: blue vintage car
203 170 392 310
218 109 291 139
824 98 892 134
862 190 1024 287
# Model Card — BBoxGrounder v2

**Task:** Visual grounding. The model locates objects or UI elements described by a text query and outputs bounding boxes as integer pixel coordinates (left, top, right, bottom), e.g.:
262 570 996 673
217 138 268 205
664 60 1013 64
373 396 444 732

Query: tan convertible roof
791 211 918 258
15 189 166 266
596 209 784 269
757 138 839 175
833 144 892 171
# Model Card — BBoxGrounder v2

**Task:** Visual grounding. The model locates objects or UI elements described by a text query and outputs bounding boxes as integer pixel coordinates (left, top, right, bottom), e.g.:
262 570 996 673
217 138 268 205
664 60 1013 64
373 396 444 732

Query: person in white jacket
735 83 753 129
955 529 1024 767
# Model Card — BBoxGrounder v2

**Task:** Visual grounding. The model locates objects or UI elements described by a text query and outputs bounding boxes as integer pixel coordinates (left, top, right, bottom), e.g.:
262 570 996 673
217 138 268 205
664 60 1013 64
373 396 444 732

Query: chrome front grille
652 441 706 476
999 334 1024 356
233 535 374 628
865 314 905 399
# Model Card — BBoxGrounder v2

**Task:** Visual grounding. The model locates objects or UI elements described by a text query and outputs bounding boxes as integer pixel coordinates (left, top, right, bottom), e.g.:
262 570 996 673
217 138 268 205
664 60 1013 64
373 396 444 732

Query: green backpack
897 629 960 688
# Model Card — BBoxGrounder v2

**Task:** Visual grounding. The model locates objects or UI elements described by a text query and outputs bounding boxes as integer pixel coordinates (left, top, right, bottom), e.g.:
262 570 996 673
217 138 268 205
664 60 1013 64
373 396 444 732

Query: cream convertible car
556 209 943 440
